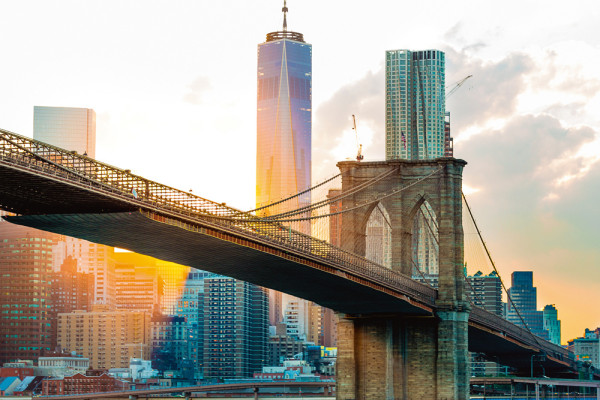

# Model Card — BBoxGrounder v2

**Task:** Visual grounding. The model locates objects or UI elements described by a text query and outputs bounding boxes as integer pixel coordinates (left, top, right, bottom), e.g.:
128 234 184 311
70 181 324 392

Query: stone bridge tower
335 158 470 400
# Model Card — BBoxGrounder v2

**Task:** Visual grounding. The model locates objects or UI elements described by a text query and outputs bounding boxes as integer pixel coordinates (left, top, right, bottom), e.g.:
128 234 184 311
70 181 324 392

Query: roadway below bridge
35 382 335 400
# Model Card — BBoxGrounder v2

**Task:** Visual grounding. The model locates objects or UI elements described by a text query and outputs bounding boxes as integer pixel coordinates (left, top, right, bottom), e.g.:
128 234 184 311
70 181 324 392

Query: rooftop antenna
282 0 288 31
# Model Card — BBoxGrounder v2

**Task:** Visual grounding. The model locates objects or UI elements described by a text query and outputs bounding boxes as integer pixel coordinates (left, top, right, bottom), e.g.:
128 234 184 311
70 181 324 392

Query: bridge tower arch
364 201 392 269
335 158 469 400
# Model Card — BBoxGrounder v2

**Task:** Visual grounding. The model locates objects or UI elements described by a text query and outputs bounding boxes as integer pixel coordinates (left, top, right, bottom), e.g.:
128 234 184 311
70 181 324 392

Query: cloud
183 76 212 105
313 67 384 181
459 114 595 217
445 47 534 132
459 113 600 339
530 49 600 99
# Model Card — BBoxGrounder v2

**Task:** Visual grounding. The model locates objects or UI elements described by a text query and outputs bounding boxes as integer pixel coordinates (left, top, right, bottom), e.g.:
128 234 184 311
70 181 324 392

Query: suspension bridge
0 128 586 400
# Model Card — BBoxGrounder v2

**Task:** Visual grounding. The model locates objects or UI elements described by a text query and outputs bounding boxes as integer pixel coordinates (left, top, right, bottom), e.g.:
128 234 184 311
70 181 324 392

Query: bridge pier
336 311 469 400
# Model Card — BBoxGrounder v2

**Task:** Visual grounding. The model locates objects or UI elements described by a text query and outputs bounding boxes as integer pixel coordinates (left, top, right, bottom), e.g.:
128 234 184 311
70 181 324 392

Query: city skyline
0 0 598 342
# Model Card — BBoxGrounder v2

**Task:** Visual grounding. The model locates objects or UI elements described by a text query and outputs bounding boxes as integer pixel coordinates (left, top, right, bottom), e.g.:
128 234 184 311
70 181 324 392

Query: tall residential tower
385 49 446 161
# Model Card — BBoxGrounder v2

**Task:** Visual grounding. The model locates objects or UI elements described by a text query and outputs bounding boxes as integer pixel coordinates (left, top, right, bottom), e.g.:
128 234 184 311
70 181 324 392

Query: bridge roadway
36 382 335 400
0 128 576 374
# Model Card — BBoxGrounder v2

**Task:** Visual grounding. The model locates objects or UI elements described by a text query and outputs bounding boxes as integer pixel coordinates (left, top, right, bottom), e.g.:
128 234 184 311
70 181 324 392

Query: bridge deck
6 211 431 315
6 211 573 373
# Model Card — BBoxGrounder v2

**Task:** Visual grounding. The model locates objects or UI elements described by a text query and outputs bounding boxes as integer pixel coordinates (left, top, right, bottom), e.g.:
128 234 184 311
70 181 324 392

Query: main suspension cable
462 192 544 349
262 166 444 222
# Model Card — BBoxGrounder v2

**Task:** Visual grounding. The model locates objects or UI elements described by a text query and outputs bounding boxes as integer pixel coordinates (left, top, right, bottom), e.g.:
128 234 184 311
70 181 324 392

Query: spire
282 0 288 31
265 0 304 43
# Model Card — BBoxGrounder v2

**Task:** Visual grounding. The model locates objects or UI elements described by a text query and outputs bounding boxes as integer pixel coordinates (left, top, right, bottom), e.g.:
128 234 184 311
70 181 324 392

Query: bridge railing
0 128 438 306
470 306 572 363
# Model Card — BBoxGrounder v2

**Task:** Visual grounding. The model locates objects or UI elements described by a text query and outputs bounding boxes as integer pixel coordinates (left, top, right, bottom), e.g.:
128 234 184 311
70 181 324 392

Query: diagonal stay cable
248 172 341 214
412 259 435 288
261 167 398 220
261 166 444 222
462 191 545 350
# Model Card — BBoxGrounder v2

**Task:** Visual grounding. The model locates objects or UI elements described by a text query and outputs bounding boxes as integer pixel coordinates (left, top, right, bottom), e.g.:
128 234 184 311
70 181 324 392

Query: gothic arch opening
365 202 392 269
412 199 439 279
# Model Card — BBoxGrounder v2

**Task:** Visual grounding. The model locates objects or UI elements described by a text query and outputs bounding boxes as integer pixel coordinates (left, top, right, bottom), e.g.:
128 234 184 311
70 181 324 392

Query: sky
1 0 599 343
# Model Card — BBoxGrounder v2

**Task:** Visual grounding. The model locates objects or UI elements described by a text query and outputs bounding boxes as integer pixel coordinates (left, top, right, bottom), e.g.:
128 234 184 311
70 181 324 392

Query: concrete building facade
0 223 59 364
33 106 96 158
49 256 93 351
57 306 150 369
200 276 268 379
568 328 599 369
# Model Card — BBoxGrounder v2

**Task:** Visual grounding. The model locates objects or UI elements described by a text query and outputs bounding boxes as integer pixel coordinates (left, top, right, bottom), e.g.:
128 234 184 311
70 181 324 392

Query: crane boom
446 74 473 98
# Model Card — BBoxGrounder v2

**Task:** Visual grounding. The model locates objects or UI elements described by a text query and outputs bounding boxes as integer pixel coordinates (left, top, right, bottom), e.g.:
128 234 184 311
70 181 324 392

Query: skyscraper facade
0 223 59 364
385 49 446 161
466 271 503 317
543 304 561 345
201 276 268 379
256 6 311 216
49 256 93 351
33 106 96 158
57 306 151 369
256 2 313 328
53 238 116 308
176 270 212 378
506 271 548 340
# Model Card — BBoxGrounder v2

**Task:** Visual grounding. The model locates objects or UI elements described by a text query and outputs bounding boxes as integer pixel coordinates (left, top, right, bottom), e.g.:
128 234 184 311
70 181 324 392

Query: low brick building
42 373 126 395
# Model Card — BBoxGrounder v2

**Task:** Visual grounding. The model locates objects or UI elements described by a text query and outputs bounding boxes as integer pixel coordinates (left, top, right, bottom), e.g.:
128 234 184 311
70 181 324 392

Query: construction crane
352 114 364 161
446 75 473 98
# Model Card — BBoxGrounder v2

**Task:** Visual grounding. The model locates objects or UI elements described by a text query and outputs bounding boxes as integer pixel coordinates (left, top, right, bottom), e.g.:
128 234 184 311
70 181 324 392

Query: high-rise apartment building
114 262 162 313
466 271 503 317
33 106 96 158
176 270 212 377
543 304 561 345
506 271 548 340
150 315 187 373
385 49 446 161
57 306 151 369
155 260 189 315
0 223 59 364
49 256 93 351
53 238 116 307
200 276 268 379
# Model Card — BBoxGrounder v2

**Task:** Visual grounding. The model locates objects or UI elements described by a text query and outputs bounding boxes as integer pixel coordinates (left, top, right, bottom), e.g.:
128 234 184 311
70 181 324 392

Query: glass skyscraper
543 304 561 345
507 271 549 340
33 106 96 158
256 3 312 327
256 10 311 216
385 49 446 160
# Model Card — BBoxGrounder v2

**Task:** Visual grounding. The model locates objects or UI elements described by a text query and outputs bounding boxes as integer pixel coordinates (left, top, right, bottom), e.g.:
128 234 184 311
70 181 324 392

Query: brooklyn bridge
0 128 584 399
